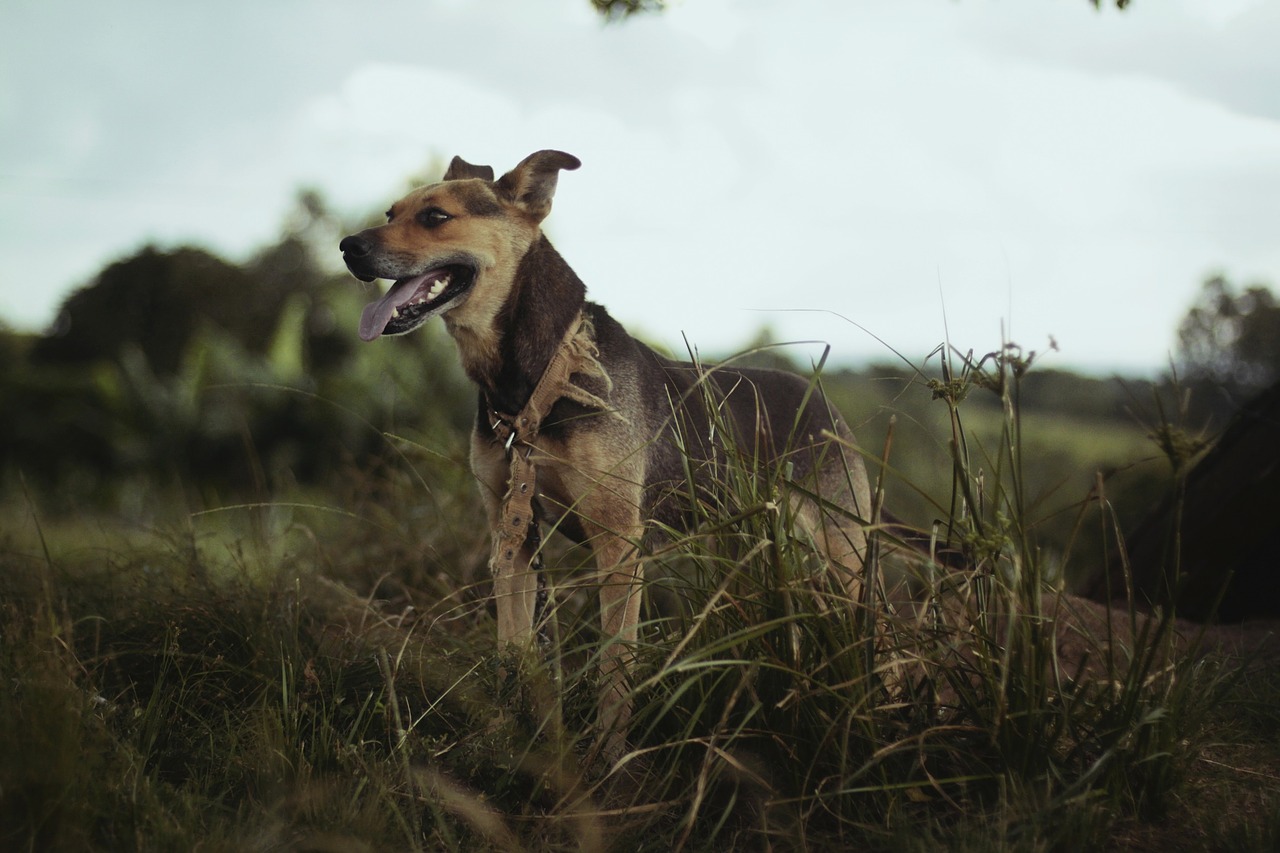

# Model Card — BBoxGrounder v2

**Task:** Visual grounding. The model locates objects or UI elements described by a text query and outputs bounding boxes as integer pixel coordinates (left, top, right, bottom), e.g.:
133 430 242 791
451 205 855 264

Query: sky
2 0 1278 375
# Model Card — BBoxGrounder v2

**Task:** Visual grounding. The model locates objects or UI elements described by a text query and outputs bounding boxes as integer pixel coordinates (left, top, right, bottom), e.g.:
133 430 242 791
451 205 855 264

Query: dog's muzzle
338 233 478 341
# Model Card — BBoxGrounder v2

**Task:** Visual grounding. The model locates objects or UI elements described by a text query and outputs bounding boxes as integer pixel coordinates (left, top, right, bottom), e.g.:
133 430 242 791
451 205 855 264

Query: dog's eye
416 207 453 228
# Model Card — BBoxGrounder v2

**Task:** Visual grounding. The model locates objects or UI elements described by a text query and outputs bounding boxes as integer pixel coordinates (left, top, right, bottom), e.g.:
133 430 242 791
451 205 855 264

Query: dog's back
541 302 872 586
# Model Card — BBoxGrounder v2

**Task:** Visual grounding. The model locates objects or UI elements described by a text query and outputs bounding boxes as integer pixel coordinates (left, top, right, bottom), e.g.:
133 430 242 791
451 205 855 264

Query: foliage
1177 275 1280 397
2 205 475 510
0 183 1221 590
589 0 1129 19
590 0 666 20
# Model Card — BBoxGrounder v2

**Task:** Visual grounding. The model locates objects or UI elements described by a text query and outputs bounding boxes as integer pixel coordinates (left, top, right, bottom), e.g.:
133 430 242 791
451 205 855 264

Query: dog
339 150 873 755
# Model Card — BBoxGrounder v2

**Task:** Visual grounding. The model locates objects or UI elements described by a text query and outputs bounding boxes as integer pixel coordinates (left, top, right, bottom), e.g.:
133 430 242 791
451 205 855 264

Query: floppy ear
442 156 495 181
495 150 581 221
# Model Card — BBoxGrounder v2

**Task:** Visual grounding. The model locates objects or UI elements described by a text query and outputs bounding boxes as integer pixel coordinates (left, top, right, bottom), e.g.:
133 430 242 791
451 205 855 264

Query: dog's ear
443 156 495 182
495 150 581 221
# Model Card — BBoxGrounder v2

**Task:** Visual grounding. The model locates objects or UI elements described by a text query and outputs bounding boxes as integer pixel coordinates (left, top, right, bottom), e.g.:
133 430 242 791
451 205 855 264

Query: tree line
2 188 1275 614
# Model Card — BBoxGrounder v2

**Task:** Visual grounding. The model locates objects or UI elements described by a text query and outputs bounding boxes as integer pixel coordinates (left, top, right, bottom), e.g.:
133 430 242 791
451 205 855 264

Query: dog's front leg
490 520 541 650
472 434 540 652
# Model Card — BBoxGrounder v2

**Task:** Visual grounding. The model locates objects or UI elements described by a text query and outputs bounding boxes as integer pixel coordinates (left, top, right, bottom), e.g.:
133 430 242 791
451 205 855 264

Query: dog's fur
340 150 872 750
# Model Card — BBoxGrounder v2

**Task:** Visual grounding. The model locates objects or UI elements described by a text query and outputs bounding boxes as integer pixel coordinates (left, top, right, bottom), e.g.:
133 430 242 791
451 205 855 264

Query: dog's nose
339 235 371 258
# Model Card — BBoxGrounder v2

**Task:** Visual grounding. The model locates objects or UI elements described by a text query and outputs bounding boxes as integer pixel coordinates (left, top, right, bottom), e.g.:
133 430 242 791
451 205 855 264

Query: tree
30 189 343 378
590 0 1128 19
31 246 264 376
590 0 665 18
1176 275 1280 396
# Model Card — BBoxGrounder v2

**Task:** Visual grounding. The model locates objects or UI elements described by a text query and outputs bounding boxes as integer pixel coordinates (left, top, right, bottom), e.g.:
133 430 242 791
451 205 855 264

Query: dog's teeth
391 276 450 319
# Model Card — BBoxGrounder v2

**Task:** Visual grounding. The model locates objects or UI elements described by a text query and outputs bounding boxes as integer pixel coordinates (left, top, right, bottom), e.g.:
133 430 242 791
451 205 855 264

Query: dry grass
3 342 1278 851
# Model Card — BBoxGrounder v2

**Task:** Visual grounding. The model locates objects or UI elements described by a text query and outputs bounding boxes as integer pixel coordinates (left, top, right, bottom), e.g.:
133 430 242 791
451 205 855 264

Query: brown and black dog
339 150 873 753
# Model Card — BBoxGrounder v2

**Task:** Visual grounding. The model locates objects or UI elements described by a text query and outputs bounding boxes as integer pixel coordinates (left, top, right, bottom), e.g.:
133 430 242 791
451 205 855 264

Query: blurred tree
977 369 1155 424
31 246 267 376
30 189 343 379
6 186 481 507
591 0 665 19
727 324 801 373
1176 275 1280 397
590 0 1128 19
0 322 32 365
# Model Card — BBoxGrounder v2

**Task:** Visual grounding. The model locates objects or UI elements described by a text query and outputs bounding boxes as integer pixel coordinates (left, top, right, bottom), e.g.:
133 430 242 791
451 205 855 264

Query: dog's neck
462 234 587 415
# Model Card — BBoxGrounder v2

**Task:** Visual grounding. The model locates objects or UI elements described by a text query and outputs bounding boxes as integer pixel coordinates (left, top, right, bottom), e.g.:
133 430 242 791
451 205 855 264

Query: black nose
339 235 370 258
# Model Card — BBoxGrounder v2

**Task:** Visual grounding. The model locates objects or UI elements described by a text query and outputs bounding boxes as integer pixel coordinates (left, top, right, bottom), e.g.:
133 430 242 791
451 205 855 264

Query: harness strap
487 312 592 638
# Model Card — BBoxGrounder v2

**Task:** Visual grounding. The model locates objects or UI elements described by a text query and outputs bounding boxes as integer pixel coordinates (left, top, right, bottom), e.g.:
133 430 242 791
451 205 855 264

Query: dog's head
339 150 581 341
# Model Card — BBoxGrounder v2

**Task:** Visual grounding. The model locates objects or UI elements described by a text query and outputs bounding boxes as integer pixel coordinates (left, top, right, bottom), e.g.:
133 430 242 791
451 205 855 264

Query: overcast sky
3 0 1278 375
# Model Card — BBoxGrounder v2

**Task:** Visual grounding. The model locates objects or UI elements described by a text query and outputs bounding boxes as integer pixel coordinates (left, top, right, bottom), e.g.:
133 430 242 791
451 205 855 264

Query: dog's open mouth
358 265 474 341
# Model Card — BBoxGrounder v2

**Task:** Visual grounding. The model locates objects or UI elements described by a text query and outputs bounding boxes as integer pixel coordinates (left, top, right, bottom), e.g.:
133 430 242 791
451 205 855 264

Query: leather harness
485 311 609 639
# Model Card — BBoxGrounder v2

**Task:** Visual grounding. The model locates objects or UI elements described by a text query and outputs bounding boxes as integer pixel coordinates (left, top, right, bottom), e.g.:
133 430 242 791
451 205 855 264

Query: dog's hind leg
589 525 644 757
564 474 646 759
819 507 871 601
791 495 867 601
796 434 873 604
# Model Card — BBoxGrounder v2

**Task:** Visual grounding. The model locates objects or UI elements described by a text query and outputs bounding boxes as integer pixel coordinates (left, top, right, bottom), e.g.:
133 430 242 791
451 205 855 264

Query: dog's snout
339 235 371 258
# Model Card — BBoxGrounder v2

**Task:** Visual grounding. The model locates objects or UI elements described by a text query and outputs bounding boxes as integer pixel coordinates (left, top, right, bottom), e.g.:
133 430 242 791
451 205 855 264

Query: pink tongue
358 273 433 341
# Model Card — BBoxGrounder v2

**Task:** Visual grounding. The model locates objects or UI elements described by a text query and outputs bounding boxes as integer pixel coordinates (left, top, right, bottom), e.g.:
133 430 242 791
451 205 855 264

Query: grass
2 342 1277 851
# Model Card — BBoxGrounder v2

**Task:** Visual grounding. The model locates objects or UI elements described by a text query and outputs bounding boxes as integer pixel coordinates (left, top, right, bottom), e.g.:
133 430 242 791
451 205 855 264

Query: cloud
2 0 1277 374
965 1 1280 123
